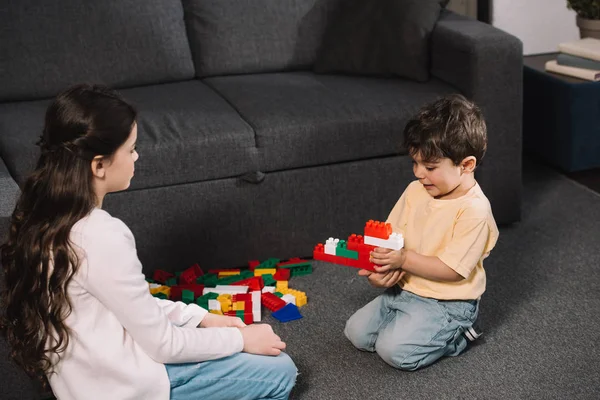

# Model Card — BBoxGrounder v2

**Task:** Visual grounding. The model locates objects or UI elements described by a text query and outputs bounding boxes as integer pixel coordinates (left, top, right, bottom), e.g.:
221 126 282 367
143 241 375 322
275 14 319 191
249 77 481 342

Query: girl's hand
199 313 246 328
239 324 286 356
369 247 407 273
358 268 405 288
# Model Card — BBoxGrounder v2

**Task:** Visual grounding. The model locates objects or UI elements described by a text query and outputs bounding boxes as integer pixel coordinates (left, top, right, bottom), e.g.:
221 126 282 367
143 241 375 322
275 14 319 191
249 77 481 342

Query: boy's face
411 152 468 200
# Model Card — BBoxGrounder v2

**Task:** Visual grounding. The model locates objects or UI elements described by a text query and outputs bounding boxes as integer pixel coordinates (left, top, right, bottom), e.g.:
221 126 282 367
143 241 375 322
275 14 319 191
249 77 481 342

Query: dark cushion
313 0 446 82
205 72 457 172
0 0 195 102
182 0 342 77
0 82 258 189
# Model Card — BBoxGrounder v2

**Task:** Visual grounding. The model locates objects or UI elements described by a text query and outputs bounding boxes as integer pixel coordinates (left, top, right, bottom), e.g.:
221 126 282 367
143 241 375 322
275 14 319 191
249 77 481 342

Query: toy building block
324 238 339 255
196 292 219 310
273 269 291 281
179 264 204 285
251 290 261 322
278 288 307 307
347 234 376 253
208 268 240 275
248 260 260 271
314 243 377 272
216 271 253 286
196 273 218 287
149 285 171 298
278 262 313 277
152 270 174 284
272 303 302 323
261 292 286 312
181 289 195 305
208 299 222 312
276 281 288 292
364 220 392 239
282 294 296 305
233 300 246 311
165 277 177 286
170 284 204 301
262 286 276 293
231 276 264 292
203 285 249 296
256 258 280 269
262 274 276 286
217 294 232 312
277 258 310 268
152 292 168 300
363 232 404 250
335 240 359 260
254 268 277 277
274 292 284 298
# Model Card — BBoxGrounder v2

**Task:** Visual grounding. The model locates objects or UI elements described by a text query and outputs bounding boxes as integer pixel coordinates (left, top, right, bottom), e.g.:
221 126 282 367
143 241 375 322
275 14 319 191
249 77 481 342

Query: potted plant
568 0 600 38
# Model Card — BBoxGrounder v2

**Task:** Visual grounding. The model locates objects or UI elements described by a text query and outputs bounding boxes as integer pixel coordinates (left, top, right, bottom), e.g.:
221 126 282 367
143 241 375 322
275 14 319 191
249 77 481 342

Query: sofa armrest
0 156 19 218
431 10 523 224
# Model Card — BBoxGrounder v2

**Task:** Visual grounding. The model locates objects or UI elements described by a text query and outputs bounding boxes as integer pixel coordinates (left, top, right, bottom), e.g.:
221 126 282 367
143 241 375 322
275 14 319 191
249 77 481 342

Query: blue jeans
344 286 479 371
166 352 297 400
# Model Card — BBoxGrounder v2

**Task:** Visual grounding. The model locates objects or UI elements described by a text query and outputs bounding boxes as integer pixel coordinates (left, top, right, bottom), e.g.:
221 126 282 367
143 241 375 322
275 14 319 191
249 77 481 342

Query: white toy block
282 294 296 305
208 299 221 311
252 291 262 322
364 233 404 250
262 286 276 293
148 283 162 289
325 237 340 255
204 285 249 296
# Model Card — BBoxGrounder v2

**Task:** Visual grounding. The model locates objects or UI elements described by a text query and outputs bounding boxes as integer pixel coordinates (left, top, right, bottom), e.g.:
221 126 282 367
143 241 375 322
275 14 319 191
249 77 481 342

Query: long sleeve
154 298 207 328
76 214 244 364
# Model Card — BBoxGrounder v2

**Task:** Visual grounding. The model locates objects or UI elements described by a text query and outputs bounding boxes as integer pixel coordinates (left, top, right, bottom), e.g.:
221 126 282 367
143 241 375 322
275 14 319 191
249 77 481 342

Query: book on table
556 53 600 70
558 37 600 62
545 60 600 81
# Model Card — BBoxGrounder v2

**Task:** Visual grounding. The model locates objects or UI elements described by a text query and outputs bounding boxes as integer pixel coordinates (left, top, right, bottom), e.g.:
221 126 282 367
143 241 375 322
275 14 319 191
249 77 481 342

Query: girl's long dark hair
0 84 137 386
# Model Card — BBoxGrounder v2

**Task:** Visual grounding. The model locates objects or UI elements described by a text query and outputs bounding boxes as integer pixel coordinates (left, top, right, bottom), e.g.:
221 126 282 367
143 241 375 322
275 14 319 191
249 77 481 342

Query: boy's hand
199 313 246 328
358 269 405 288
370 247 407 273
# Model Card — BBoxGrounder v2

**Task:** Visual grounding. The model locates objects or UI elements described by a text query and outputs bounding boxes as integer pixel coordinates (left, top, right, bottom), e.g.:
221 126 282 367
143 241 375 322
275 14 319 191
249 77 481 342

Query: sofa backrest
182 0 343 77
0 0 195 102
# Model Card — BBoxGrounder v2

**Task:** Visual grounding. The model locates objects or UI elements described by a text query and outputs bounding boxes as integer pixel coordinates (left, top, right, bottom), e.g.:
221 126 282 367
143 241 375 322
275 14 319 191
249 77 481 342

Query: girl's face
104 123 139 193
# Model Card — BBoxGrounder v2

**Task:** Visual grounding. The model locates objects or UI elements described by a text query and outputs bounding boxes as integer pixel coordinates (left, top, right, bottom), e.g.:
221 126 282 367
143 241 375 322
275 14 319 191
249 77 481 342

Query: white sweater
48 209 244 400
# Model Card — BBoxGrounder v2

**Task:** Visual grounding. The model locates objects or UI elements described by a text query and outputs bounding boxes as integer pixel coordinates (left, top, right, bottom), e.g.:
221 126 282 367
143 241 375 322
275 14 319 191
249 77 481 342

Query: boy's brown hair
403 94 487 166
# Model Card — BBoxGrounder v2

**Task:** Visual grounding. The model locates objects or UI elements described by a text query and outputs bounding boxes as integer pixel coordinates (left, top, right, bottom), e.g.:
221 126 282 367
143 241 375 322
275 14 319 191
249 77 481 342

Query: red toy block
170 284 205 301
232 293 252 302
273 269 291 281
179 264 204 285
261 292 286 312
276 258 308 267
152 270 174 284
248 260 260 271
364 220 392 239
231 276 264 291
313 244 376 272
347 234 376 254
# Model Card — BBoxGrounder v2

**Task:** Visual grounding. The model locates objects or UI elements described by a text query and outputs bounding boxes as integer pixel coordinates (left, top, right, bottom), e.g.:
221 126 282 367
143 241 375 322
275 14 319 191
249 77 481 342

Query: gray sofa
0 0 522 398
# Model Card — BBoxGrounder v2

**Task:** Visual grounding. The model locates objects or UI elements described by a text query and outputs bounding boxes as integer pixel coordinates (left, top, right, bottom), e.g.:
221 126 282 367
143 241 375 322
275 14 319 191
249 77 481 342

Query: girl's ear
460 156 477 174
91 156 106 179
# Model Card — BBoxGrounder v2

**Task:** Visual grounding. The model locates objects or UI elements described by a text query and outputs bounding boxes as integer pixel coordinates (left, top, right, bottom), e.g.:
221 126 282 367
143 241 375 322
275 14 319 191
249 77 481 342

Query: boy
344 94 499 371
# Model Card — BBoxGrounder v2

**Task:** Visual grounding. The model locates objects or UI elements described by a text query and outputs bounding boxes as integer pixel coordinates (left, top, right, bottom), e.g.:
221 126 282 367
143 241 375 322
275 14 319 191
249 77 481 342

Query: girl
0 84 297 400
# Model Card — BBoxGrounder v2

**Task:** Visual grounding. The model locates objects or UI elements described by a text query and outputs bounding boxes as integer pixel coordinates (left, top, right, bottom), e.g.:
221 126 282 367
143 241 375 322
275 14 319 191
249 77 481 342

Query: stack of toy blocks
313 219 404 271
148 258 309 323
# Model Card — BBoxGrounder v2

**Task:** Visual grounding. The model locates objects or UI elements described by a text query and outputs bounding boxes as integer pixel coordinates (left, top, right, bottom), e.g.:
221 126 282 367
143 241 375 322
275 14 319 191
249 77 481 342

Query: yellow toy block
276 281 288 291
233 301 245 311
209 309 223 315
279 288 307 307
149 285 171 297
218 271 241 278
217 294 232 313
254 268 277 276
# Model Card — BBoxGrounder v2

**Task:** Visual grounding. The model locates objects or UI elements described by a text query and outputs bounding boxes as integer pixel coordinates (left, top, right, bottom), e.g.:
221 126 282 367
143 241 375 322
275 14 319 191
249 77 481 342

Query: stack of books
545 37 600 81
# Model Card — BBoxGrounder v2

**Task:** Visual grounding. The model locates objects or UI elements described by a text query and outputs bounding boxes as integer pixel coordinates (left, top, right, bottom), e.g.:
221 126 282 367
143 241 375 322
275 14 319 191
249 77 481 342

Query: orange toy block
364 220 392 239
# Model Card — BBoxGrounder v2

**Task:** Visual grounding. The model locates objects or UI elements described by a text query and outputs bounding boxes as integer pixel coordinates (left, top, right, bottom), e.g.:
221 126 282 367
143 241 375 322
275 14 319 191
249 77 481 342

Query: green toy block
217 275 242 285
175 271 182 277
278 261 312 269
262 274 276 286
274 292 284 298
196 298 208 310
236 310 245 319
256 258 280 269
290 264 313 277
152 292 168 300
197 273 218 287
145 278 156 284
336 240 359 260
165 277 177 286
181 289 195 304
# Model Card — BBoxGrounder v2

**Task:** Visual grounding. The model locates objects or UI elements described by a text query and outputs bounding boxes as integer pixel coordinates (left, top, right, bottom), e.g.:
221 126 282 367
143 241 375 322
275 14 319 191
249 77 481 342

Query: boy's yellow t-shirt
386 180 499 300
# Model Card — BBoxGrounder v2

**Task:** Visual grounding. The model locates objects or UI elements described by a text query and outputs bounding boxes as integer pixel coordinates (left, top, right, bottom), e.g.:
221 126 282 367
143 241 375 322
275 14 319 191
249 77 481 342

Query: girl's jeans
344 286 479 371
166 352 297 400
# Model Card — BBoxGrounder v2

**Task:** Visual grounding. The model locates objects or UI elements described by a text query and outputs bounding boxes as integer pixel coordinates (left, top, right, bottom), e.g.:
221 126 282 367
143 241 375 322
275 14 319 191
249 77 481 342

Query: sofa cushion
0 82 258 189
0 0 195 102
313 0 446 82
182 0 342 77
204 72 456 172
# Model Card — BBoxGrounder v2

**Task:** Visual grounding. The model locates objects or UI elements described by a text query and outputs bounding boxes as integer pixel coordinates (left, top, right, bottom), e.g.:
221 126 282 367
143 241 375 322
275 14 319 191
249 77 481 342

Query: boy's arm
370 248 462 281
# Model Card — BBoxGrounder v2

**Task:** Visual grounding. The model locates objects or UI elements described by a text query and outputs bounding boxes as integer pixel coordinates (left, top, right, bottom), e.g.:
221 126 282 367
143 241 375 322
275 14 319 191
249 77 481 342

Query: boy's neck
435 175 477 200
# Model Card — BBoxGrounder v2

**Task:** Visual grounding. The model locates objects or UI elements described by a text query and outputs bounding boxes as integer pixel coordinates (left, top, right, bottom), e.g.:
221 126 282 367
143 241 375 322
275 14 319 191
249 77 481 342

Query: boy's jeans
344 286 479 371
166 352 297 400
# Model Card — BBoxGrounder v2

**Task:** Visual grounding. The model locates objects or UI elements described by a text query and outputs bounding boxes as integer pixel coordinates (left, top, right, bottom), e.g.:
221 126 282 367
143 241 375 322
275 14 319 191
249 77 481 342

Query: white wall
493 0 580 54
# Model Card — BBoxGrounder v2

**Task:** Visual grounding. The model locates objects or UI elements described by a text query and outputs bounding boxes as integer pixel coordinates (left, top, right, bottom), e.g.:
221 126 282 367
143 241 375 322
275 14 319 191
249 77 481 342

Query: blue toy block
272 303 303 323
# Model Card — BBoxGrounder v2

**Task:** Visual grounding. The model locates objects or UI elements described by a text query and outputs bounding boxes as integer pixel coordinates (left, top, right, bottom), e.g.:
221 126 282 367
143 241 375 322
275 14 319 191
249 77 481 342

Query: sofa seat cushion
0 81 258 189
205 72 456 172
